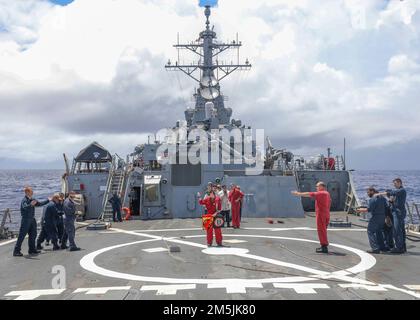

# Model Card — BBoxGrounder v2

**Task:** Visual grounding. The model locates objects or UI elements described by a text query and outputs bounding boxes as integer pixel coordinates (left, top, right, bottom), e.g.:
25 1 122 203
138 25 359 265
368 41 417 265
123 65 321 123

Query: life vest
123 207 132 221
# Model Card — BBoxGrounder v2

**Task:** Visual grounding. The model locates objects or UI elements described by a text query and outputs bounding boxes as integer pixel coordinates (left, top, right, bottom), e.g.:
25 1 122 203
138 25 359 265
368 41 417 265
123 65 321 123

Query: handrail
1 209 12 226
100 155 117 221
407 203 420 225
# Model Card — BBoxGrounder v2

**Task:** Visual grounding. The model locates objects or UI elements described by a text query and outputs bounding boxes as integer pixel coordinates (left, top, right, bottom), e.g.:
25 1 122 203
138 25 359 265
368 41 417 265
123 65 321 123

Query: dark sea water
1 169 419 230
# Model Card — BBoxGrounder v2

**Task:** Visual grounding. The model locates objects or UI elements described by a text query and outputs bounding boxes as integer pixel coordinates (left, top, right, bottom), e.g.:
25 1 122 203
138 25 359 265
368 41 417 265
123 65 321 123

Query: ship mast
165 4 251 129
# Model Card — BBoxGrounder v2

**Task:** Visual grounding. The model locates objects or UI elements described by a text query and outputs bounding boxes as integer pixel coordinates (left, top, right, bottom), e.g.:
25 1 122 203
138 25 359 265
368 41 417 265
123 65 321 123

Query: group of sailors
358 178 407 254
12 178 408 257
291 178 408 255
197 183 244 247
13 187 81 257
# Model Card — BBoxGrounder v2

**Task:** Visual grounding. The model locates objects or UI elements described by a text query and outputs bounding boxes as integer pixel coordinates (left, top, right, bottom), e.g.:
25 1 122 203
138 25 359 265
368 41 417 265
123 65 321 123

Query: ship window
145 185 159 203
171 163 202 186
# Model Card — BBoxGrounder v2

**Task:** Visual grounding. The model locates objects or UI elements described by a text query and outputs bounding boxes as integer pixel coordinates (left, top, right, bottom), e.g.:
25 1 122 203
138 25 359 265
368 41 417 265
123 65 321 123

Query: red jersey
199 197 221 215
309 191 331 217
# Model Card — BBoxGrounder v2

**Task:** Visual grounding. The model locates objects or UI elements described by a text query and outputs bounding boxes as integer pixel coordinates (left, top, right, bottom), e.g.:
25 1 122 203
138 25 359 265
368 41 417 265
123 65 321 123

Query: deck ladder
100 156 128 222
344 182 358 215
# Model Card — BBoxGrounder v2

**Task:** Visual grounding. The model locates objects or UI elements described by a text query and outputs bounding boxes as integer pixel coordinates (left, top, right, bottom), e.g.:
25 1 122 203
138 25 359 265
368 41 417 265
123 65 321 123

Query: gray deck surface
1 212 420 300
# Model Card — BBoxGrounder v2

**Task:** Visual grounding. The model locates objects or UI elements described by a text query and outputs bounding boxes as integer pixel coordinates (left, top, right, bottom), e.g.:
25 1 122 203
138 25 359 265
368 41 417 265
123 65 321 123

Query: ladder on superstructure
344 182 360 215
100 155 128 222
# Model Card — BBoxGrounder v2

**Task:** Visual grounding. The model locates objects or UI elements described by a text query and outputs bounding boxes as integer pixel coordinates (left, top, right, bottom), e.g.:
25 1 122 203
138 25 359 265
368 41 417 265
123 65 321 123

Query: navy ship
1 3 420 301
63 4 359 223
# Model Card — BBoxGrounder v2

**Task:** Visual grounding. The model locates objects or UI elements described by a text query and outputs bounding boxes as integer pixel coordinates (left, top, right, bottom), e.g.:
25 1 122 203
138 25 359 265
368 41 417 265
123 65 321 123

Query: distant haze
0 0 419 170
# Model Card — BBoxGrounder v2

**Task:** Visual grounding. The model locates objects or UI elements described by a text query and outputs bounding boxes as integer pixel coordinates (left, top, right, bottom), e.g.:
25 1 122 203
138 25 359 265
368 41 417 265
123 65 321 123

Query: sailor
61 191 81 252
377 178 407 254
36 204 52 250
108 192 123 223
358 187 387 254
198 190 223 247
229 185 244 229
42 194 62 251
292 182 331 254
383 199 394 251
13 187 50 257
218 185 231 228
237 186 243 221
56 194 66 249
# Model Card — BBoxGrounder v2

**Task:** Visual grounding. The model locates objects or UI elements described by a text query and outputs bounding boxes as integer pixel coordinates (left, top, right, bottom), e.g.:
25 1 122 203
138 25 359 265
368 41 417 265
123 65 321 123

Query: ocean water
1 169 419 230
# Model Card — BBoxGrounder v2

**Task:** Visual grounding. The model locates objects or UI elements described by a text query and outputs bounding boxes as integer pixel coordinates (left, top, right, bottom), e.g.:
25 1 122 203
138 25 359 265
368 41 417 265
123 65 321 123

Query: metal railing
407 203 420 225
0 208 15 239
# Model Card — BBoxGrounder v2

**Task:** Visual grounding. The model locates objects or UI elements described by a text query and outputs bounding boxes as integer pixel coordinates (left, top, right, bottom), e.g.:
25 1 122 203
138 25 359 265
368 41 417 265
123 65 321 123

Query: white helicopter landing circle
80 230 377 286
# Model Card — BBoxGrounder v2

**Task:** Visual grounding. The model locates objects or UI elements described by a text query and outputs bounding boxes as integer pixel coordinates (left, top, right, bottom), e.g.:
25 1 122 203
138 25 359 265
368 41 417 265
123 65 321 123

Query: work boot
366 249 381 254
316 246 328 254
13 251 23 257
69 247 81 252
390 248 404 254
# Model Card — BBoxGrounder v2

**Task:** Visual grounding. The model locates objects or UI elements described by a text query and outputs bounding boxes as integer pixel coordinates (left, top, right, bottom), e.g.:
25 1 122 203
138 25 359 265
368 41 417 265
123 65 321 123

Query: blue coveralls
383 202 394 250
56 202 65 246
387 187 407 252
109 194 122 222
62 198 78 249
14 197 49 254
36 206 50 247
43 202 60 248
367 195 387 252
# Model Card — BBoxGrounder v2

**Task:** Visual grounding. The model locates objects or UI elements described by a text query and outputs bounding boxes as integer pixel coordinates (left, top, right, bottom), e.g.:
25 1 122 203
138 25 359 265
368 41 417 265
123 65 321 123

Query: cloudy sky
0 0 419 170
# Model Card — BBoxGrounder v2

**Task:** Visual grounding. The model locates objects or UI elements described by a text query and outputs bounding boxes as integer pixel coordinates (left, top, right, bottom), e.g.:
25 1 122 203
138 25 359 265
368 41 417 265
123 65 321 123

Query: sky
0 0 419 170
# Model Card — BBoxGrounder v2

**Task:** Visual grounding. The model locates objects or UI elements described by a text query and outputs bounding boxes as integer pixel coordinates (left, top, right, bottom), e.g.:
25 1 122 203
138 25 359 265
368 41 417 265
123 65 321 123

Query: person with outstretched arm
292 182 331 254
14 187 50 257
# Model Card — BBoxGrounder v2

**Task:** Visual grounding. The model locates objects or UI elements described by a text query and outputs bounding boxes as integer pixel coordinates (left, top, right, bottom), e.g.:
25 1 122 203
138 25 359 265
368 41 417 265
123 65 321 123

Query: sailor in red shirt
292 181 331 253
198 190 223 247
229 185 244 229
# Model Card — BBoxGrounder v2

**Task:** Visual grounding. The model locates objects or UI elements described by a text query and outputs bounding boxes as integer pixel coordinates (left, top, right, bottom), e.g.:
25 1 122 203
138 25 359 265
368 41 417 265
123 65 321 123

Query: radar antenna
165 5 251 90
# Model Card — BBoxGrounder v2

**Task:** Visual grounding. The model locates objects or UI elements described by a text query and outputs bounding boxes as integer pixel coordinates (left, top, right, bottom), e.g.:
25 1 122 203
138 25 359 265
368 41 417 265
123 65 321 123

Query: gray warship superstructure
65 5 360 222
3 3 420 303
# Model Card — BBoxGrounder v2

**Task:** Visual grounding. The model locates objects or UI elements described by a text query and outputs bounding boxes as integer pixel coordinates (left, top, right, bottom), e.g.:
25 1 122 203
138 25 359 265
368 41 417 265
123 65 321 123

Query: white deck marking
126 227 366 233
80 229 376 286
404 285 420 291
73 286 131 295
381 285 420 299
0 239 17 247
207 281 263 294
132 228 202 233
202 247 249 255
5 289 65 300
338 284 388 291
141 284 196 295
223 239 248 244
142 247 169 253
273 283 330 294
243 227 366 232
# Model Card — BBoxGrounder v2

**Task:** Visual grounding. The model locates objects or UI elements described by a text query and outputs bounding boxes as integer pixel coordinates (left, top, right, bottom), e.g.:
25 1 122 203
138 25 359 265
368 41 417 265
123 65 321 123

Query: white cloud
0 0 420 168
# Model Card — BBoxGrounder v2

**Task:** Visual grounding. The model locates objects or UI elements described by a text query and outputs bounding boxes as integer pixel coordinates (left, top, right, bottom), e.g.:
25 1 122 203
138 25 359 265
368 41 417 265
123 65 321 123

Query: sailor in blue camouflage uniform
61 191 81 252
386 179 407 253
377 178 407 254
13 187 50 257
364 187 387 254
42 194 62 251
